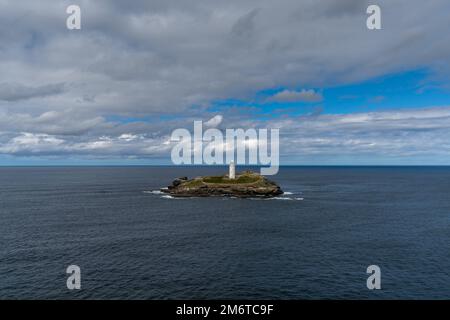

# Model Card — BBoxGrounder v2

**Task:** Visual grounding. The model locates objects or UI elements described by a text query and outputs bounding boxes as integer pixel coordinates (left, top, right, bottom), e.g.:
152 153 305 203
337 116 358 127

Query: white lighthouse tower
229 161 236 179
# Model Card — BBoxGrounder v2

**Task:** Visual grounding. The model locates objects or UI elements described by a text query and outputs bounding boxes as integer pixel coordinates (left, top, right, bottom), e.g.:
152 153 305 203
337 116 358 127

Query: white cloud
0 133 65 154
1 107 450 163
268 89 323 103
118 133 140 141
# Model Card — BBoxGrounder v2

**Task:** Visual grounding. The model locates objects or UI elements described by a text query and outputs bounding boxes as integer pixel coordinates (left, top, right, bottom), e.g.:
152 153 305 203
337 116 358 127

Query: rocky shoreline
161 171 283 198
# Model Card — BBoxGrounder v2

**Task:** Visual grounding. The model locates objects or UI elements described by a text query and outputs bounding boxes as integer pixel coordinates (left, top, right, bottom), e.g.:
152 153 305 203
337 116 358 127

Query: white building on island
229 161 236 179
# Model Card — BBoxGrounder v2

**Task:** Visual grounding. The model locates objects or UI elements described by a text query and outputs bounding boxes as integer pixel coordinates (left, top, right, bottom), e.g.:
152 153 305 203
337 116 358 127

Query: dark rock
172 179 182 187
171 177 188 187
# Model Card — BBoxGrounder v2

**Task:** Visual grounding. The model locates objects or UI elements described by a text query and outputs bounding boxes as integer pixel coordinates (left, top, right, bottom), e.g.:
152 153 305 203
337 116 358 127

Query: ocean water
0 166 449 299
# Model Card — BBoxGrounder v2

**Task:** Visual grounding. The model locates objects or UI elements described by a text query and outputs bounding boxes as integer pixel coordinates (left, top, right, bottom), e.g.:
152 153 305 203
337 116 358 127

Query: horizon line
1 164 450 168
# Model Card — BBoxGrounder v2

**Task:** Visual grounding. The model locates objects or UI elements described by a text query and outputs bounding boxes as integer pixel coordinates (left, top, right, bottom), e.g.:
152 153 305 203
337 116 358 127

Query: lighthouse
229 161 236 179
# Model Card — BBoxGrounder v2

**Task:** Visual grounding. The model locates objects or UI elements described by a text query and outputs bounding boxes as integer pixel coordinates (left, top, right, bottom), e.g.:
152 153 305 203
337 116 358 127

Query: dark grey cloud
2 0 449 114
0 82 65 101
231 8 260 40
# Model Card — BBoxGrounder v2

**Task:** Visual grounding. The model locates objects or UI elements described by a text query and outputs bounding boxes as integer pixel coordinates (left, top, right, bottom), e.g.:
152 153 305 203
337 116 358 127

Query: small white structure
229 161 236 179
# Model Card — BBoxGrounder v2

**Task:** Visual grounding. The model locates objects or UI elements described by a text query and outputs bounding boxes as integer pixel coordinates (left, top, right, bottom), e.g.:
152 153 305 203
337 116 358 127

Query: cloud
0 132 65 155
0 1 450 163
1 0 449 117
271 107 450 162
0 109 107 135
0 82 65 101
231 8 260 40
268 89 323 103
118 133 140 142
2 107 450 164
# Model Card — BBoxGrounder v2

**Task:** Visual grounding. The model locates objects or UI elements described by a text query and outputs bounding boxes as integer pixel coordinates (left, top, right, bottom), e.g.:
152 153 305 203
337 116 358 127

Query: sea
0 166 449 299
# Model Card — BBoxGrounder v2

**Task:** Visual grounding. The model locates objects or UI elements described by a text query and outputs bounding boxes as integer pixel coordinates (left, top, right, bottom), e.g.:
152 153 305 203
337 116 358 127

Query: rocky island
162 162 283 198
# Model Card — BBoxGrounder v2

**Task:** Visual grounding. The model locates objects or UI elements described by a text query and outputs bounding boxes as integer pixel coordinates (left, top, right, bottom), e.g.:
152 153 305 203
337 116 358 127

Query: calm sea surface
0 166 449 299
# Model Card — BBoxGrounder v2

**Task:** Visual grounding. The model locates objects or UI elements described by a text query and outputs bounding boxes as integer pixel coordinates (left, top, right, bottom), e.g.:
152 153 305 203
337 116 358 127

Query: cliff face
162 171 283 198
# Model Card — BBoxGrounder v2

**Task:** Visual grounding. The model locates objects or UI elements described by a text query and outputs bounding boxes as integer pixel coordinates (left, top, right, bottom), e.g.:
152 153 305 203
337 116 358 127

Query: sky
1 0 450 165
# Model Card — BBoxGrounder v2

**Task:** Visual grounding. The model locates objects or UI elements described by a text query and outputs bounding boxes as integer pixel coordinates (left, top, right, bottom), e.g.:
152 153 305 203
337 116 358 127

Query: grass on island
180 172 273 189
183 179 204 187
182 172 264 188
203 172 262 184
